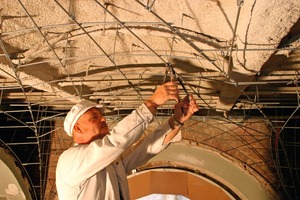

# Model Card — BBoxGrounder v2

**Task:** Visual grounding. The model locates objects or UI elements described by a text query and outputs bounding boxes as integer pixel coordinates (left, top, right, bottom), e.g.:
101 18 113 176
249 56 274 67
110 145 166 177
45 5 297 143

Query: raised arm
57 82 180 186
122 94 199 173
163 94 199 144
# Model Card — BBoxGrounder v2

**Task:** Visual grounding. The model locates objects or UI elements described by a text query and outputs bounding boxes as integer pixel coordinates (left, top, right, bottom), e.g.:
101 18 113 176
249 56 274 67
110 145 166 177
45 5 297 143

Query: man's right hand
145 82 179 113
150 81 179 106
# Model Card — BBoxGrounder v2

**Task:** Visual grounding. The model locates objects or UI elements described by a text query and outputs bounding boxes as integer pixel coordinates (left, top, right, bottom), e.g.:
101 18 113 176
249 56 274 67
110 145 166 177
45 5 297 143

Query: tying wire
147 0 157 10
54 0 144 101
135 0 246 111
163 63 189 116
237 0 244 7
94 0 190 97
132 1 275 165
135 0 276 133
10 1 276 181
93 0 274 163
17 0 81 98
228 0 244 69
163 63 189 96
136 0 223 73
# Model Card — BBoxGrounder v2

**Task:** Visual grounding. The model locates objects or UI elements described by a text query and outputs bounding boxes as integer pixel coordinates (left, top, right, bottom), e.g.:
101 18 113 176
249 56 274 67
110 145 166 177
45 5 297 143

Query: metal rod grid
0 0 299 199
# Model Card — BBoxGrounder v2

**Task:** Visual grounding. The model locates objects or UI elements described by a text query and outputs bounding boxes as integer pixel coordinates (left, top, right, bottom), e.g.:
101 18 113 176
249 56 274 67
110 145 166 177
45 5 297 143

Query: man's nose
101 117 106 122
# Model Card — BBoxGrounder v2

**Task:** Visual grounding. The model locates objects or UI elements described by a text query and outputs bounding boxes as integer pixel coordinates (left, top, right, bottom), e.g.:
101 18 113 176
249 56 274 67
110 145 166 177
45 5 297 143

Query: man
56 82 199 200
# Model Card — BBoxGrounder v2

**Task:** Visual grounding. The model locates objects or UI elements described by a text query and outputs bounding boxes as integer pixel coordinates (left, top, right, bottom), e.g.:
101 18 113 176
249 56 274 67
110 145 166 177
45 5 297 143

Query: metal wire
0 1 299 199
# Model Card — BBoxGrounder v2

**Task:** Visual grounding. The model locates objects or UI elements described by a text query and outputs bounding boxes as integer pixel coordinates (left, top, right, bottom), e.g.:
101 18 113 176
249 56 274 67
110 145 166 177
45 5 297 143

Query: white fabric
64 100 104 136
56 103 181 200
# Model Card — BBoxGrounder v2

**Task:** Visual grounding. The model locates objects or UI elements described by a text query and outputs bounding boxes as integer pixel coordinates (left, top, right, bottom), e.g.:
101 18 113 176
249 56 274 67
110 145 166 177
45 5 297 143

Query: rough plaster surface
0 1 299 199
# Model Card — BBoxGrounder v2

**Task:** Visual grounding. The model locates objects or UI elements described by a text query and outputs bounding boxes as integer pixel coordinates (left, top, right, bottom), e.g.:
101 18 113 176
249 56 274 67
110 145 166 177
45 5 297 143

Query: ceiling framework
0 0 300 199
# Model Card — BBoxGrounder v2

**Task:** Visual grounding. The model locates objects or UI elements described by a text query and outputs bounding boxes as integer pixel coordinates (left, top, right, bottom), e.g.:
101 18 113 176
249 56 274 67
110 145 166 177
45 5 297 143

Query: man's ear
74 123 82 133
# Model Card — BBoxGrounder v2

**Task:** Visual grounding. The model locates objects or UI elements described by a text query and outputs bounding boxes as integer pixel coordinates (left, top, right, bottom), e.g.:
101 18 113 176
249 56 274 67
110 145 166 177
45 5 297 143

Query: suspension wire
93 0 280 172
17 0 81 99
94 0 260 144
243 0 299 194
147 0 157 10
135 0 277 133
53 0 144 102
131 0 278 172
8 1 298 198
227 0 244 69
95 0 272 149
94 0 189 96
9 1 296 193
166 4 270 170
135 0 223 72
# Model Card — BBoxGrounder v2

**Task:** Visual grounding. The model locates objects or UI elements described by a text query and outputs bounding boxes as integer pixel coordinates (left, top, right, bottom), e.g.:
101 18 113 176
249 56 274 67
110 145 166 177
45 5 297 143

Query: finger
167 88 179 94
166 87 179 94
189 96 198 107
182 95 190 103
187 102 199 114
192 104 199 113
188 94 195 103
164 81 178 88
167 90 179 102
170 96 179 102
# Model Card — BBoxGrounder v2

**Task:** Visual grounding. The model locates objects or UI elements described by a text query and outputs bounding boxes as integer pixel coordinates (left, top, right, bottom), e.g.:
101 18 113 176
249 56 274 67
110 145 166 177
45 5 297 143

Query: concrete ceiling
0 0 299 199
0 0 299 112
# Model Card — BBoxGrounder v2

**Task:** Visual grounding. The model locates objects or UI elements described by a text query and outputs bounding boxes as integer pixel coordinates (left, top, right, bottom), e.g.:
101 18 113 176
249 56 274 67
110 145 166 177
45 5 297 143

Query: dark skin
164 94 199 144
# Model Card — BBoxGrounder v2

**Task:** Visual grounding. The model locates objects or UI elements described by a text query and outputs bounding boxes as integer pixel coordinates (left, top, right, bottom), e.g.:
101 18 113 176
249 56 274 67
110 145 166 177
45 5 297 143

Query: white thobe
56 104 181 200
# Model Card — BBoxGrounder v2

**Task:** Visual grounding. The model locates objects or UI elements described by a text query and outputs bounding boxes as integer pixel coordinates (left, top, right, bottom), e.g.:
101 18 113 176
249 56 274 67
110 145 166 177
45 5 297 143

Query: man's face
76 107 109 142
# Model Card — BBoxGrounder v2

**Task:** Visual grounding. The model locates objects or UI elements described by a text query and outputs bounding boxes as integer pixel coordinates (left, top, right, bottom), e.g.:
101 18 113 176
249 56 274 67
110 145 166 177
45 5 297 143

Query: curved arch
0 140 36 200
128 168 236 200
132 142 278 200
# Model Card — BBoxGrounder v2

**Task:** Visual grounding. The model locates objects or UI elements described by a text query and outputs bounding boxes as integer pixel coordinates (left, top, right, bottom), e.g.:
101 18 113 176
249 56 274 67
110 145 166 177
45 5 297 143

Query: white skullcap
64 100 104 136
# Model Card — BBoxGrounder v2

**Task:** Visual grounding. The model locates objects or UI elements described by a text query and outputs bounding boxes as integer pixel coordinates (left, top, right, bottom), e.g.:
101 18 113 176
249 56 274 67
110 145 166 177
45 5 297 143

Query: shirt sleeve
56 103 153 186
121 119 182 174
